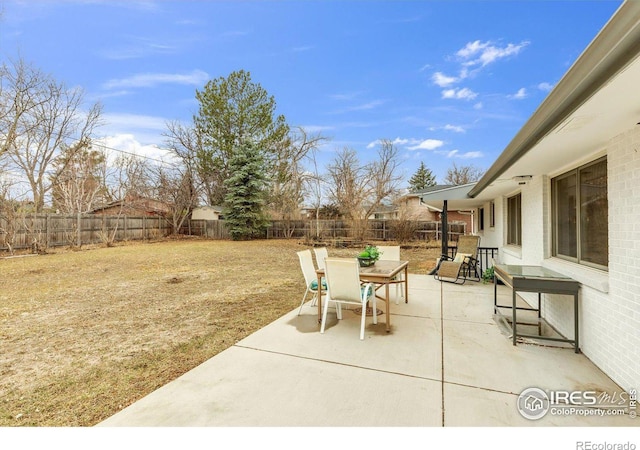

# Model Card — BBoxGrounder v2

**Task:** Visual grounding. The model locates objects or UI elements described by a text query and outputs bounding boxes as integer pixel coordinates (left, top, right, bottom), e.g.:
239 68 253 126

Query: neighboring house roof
401 185 455 198
193 205 223 212
90 196 170 215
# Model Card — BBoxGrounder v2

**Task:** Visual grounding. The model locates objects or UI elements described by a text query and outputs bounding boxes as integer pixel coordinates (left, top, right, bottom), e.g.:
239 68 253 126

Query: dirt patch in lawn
0 238 439 426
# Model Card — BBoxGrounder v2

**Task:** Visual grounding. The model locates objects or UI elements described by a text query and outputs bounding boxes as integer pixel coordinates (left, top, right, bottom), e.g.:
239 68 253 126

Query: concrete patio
98 274 634 427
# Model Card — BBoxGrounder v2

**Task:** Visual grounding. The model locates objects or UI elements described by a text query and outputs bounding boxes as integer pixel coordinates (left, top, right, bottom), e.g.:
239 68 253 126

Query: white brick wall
602 126 640 390
488 126 640 391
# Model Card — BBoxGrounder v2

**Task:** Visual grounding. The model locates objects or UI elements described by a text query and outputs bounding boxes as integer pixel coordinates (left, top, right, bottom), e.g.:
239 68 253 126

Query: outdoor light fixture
512 175 533 185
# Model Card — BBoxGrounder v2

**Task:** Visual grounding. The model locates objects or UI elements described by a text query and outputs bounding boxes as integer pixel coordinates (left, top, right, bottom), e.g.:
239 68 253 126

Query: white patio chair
297 250 326 315
313 247 329 272
377 245 405 304
321 258 376 340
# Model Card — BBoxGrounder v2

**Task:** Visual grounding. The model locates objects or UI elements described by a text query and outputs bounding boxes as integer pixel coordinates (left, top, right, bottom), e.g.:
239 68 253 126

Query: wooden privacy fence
180 219 230 240
0 214 171 252
265 219 466 241
181 219 466 242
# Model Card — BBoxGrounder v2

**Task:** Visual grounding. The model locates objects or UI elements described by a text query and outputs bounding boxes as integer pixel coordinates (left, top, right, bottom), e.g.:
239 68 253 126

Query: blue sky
0 0 623 185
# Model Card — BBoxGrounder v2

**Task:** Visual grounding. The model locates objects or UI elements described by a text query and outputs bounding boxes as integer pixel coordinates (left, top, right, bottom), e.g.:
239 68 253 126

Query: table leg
574 293 580 353
386 282 391 332
494 274 497 314
316 271 323 324
512 287 517 346
404 266 408 303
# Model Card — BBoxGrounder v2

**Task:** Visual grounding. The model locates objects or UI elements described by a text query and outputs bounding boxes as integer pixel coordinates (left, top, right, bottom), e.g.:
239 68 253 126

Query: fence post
77 212 82 247
46 214 51 248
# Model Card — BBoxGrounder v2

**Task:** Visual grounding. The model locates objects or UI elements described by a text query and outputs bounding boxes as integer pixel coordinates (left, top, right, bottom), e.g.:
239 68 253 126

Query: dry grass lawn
0 237 439 426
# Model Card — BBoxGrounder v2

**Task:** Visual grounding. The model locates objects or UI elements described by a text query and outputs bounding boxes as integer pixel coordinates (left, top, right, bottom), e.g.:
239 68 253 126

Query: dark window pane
580 160 608 266
555 174 577 258
489 201 495 227
507 194 521 246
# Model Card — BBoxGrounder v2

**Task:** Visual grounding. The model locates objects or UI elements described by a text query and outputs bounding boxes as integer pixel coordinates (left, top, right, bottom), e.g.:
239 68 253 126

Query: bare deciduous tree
0 58 102 212
268 126 328 237
326 139 402 240
49 139 107 213
97 152 154 246
154 164 199 235
443 162 484 185
163 120 210 205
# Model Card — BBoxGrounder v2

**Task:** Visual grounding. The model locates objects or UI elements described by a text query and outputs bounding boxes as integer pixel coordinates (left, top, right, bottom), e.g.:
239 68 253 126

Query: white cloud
510 88 528 100
99 113 169 147
473 102 483 110
100 35 178 60
457 40 530 67
329 91 363 101
300 125 335 133
95 134 177 165
407 139 444 151
432 71 458 87
334 100 385 114
538 82 554 92
102 113 167 132
346 100 385 111
369 137 443 151
440 149 483 159
103 70 209 90
392 137 409 145
442 87 478 100
366 137 409 149
444 124 465 133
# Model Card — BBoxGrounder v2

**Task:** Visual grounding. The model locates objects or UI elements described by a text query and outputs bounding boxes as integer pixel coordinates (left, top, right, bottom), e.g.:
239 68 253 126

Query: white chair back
377 245 400 261
297 250 317 287
324 258 362 303
313 247 329 271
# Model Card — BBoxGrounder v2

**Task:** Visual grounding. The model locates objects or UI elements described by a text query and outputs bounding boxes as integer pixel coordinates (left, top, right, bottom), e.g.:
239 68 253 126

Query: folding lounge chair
434 235 481 284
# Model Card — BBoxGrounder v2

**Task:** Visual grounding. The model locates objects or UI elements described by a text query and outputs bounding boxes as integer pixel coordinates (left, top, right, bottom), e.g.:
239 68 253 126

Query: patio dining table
315 259 409 333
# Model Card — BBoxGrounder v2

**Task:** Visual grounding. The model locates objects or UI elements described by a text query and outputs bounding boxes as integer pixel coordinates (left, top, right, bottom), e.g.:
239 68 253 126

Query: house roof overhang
418 183 492 210
468 0 640 199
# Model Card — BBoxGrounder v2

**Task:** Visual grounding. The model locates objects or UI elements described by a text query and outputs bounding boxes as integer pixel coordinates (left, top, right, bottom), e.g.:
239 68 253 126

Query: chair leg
359 303 366 340
297 289 310 315
372 295 377 325
336 302 342 320
394 275 405 305
320 297 331 334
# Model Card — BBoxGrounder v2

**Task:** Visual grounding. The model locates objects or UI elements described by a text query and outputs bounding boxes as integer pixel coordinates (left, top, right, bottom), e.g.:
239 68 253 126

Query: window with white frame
552 157 608 269
507 193 521 246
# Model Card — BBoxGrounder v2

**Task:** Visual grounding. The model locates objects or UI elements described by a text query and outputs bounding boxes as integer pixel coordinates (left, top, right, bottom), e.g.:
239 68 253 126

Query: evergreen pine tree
408 161 437 191
223 142 269 240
